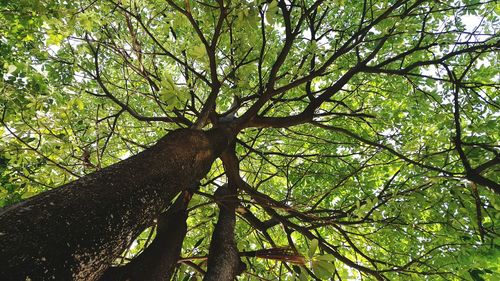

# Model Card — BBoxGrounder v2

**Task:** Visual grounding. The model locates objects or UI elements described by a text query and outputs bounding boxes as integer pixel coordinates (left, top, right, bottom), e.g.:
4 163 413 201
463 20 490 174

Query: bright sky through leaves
1 0 499 280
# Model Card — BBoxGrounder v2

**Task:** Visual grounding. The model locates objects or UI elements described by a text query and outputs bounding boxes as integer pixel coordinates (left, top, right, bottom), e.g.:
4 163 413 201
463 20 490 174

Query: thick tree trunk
0 128 227 281
203 184 245 281
99 191 192 281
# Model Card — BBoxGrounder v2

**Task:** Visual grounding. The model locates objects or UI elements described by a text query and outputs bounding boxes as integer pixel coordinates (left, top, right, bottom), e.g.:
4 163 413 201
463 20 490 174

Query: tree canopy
1 0 499 280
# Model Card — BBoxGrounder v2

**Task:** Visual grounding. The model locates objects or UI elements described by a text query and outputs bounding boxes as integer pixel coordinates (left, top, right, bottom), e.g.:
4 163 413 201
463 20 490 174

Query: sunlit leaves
266 0 279 25
307 238 318 259
1 0 499 280
76 11 100 32
159 71 190 109
188 43 206 59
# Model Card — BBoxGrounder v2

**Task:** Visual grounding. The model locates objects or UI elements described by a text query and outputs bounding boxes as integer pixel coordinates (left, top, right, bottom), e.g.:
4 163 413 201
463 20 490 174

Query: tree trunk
203 184 245 281
99 191 191 281
0 128 228 281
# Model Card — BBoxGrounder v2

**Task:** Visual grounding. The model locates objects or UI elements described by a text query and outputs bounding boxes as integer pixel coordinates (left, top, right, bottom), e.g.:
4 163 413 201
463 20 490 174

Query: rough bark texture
99 191 192 281
203 184 245 281
0 128 228 281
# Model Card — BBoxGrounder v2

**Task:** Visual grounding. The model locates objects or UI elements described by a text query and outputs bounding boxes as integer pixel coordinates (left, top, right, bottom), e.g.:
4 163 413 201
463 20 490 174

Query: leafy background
1 0 499 280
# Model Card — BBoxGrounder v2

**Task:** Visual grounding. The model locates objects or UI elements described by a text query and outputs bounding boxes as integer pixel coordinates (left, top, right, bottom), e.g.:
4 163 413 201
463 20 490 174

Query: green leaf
189 43 206 59
77 12 96 32
315 254 336 262
46 31 64 46
6 64 17 74
308 239 318 259
312 260 334 279
266 0 278 24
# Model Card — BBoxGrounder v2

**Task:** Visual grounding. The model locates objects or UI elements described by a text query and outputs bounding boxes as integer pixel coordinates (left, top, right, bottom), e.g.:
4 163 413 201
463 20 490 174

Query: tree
0 0 499 280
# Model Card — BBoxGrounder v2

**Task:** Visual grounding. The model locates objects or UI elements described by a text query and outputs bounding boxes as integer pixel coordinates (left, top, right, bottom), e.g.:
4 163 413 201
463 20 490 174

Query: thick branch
203 184 245 281
0 129 228 280
99 191 192 281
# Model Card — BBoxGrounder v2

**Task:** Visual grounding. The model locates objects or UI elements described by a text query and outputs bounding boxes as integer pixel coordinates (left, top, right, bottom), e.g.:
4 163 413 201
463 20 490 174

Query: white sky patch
462 15 484 32
32 64 45 75
119 151 131 160
458 14 491 42
74 71 88 83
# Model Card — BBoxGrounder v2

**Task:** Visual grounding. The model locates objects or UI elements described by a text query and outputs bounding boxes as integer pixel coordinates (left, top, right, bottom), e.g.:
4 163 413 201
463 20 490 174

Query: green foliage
1 0 499 280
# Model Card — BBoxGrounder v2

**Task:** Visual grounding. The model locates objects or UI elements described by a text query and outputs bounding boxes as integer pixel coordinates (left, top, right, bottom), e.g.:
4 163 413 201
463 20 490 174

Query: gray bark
203 184 245 281
99 191 192 281
0 128 228 281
